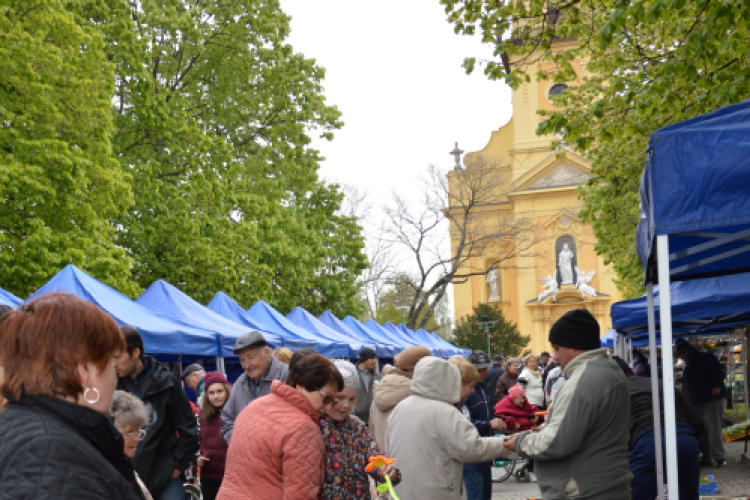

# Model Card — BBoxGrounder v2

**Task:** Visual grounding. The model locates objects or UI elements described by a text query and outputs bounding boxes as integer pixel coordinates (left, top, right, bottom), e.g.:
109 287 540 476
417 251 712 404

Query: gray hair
508 357 522 368
111 390 148 429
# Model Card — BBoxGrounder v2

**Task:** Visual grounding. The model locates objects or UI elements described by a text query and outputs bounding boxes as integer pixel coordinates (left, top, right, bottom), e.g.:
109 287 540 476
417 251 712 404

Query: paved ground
489 441 750 499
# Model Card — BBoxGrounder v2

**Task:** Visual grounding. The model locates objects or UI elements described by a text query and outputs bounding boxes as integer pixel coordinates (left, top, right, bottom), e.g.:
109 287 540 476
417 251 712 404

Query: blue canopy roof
601 329 651 348
417 328 469 356
637 99 750 283
611 272 750 337
28 265 219 356
287 307 367 358
318 312 396 358
137 280 278 357
0 287 21 307
393 323 447 357
207 293 312 351
247 301 349 357
342 316 405 354
364 319 416 350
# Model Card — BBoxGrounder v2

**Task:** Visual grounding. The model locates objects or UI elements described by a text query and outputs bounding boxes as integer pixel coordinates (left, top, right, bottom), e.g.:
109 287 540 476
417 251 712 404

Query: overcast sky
281 0 514 205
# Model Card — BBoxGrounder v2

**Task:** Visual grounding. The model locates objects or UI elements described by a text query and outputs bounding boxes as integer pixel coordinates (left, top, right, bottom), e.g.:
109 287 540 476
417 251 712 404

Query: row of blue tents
0 265 469 359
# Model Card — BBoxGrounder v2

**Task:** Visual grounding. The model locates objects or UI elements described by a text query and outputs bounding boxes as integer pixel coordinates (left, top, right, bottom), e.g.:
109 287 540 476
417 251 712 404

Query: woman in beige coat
386 357 515 500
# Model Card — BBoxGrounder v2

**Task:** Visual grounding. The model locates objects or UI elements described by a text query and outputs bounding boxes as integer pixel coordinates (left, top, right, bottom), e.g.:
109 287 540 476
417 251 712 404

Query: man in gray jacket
220 331 289 443
355 347 381 424
504 309 632 499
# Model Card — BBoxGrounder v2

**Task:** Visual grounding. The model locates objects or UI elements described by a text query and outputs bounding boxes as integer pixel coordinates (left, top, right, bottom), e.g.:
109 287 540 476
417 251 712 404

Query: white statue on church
558 244 575 285
574 266 598 298
538 271 559 302
486 267 500 300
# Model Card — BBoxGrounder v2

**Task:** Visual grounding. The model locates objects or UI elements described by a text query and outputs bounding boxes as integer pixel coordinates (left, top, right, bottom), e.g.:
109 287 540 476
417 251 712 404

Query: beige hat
396 346 432 372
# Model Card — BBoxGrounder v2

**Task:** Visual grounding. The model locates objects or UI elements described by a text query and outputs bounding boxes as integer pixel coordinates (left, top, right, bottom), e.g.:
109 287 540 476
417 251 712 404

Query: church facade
448 39 622 354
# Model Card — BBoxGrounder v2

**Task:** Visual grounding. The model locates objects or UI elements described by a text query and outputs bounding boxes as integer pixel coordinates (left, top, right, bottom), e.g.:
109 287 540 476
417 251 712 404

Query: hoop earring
84 387 100 405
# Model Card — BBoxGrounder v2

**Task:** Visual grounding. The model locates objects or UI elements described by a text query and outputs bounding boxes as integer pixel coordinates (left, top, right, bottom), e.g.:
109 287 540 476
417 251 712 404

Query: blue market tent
601 330 651 348
394 323 447 357
287 307 367 358
343 316 406 354
0 287 21 307
28 265 219 356
318 311 396 358
417 328 469 356
207 292 313 351
364 319 417 351
137 280 277 357
247 301 349 358
637 99 750 284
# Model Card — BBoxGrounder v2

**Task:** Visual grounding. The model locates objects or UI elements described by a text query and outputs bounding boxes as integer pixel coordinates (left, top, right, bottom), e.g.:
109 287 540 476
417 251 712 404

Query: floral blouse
318 413 401 500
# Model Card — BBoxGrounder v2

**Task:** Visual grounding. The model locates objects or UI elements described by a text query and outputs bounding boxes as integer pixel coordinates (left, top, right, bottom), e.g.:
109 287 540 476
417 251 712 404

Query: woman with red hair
0 293 145 500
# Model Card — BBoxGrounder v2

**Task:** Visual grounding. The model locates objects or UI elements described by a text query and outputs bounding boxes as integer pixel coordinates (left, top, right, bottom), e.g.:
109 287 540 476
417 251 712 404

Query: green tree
441 0 750 297
0 0 137 297
374 273 452 337
452 303 530 356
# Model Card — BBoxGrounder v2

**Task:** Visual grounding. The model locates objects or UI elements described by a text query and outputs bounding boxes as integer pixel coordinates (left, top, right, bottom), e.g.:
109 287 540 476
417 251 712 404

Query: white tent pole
657 234 680 500
629 338 633 364
647 283 665 500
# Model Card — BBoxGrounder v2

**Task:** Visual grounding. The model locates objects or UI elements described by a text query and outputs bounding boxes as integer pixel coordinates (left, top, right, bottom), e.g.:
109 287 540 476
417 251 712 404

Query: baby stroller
491 430 532 483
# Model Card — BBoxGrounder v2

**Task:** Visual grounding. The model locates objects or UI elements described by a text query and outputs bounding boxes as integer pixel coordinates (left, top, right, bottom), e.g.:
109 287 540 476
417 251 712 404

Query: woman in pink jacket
217 354 344 500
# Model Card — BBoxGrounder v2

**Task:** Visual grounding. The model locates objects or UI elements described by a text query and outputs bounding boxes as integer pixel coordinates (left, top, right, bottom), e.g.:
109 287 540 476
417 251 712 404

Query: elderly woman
112 391 153 500
494 357 521 401
517 354 545 409
272 347 293 365
218 353 344 500
0 293 145 500
319 360 400 500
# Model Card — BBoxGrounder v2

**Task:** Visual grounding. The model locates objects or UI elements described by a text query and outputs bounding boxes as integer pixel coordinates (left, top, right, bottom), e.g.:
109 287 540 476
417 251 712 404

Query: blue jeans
629 423 700 500
158 478 186 500
464 468 492 500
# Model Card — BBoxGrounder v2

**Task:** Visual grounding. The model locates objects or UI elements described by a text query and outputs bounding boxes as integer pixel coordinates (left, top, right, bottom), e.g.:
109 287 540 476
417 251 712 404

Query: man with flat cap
503 308 632 500
181 363 206 401
220 331 289 443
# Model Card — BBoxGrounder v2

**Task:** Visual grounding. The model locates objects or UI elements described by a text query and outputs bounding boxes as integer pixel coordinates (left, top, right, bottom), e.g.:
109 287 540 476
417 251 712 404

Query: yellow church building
448 39 622 354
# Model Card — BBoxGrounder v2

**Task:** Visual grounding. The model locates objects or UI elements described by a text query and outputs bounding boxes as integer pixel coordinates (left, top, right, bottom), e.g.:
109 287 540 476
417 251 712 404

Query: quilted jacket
0 395 146 500
216 380 324 500
199 411 227 481
369 369 411 451
116 356 199 498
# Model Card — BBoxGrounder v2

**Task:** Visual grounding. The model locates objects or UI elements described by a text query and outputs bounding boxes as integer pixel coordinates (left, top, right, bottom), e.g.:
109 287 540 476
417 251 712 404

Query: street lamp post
396 305 410 325
477 314 497 357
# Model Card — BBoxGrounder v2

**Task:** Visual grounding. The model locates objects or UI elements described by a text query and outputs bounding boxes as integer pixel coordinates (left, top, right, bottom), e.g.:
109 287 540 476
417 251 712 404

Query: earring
84 387 100 405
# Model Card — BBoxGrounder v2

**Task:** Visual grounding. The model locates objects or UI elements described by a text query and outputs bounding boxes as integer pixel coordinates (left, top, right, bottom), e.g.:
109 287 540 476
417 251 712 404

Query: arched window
548 84 568 99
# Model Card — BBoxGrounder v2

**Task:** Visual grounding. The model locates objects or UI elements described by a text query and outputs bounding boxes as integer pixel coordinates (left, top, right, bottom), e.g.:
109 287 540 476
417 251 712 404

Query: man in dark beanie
504 308 632 499
355 347 381 424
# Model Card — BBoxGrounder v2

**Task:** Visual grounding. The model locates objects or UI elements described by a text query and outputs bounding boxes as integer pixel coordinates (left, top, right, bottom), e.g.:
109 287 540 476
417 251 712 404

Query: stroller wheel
515 469 529 483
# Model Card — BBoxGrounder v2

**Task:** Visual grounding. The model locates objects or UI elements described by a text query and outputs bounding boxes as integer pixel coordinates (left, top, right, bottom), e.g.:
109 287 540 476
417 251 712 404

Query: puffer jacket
199 411 228 481
369 369 412 451
0 395 145 500
217 380 324 500
517 368 545 407
494 396 543 431
514 349 632 500
386 357 515 500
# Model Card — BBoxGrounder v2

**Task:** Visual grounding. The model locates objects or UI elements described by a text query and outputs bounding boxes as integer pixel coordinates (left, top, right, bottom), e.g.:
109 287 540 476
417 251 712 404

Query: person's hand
530 416 539 425
502 433 517 451
712 387 721 396
515 422 520 430
531 426 541 432
382 464 398 480
170 469 181 479
197 456 210 467
490 418 506 431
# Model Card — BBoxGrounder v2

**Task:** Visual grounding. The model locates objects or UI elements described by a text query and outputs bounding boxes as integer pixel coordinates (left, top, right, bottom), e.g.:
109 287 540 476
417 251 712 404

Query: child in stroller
493 385 545 482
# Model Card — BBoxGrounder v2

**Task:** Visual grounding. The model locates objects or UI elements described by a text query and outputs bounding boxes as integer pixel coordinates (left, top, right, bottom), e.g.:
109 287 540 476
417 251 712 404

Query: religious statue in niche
486 266 500 300
555 236 578 288
574 267 598 298
538 271 559 302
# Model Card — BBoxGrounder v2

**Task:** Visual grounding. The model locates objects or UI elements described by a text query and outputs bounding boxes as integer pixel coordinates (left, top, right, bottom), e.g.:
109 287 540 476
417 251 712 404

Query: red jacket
199 410 227 481
494 396 544 432
216 380 324 500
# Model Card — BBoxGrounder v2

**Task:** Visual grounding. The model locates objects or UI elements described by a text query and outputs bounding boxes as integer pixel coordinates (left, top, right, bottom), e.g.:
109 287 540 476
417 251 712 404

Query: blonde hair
449 359 481 384
523 353 538 365
447 354 467 364
272 347 293 364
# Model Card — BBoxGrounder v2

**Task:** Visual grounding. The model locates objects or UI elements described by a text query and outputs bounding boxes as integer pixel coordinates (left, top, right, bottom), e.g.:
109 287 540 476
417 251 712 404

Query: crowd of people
0 293 732 500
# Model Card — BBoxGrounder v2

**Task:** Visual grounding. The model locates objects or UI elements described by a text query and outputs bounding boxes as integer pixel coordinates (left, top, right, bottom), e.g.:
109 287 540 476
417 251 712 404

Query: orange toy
365 455 396 473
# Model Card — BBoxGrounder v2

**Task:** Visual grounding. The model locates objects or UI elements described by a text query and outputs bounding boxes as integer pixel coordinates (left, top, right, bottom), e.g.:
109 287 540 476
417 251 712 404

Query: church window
548 84 568 99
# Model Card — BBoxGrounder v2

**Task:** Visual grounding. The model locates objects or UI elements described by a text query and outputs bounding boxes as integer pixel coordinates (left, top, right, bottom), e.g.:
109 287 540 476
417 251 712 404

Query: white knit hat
333 359 359 391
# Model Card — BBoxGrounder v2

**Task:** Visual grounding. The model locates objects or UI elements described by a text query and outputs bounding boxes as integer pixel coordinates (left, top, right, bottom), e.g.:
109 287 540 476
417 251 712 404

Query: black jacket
681 350 726 408
117 356 199 497
627 374 704 450
0 395 145 500
484 364 505 408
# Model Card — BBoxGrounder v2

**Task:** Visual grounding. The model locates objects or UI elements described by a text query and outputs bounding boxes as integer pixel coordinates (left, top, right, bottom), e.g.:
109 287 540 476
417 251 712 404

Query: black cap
233 330 267 354
548 309 601 351
675 338 692 355
492 354 504 362
540 351 550 358
468 350 491 370
359 347 377 362
181 363 204 380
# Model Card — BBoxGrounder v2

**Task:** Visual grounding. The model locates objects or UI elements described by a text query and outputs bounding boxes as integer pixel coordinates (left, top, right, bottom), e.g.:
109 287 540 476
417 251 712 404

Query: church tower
448 38 622 353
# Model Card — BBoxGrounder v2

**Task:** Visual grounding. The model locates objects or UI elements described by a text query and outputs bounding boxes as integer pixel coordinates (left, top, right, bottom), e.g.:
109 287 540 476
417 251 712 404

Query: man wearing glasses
220 331 289 443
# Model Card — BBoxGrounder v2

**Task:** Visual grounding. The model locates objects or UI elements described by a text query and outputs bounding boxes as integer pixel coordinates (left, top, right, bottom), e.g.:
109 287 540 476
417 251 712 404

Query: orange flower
365 455 396 472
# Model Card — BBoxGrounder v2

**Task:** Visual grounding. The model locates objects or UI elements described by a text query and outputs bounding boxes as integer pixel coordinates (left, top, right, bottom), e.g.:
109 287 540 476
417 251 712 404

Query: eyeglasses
126 429 147 440
320 391 336 405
